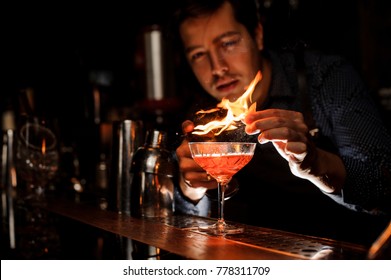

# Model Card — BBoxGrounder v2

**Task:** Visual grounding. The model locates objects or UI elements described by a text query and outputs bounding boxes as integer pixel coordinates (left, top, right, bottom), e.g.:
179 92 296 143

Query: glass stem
217 182 226 225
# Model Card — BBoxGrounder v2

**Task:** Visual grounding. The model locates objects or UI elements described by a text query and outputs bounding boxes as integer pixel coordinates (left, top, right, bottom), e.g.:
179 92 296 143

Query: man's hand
244 109 346 193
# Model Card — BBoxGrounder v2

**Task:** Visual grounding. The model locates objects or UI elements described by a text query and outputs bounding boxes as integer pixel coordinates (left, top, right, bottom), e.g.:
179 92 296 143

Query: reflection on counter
3 188 390 260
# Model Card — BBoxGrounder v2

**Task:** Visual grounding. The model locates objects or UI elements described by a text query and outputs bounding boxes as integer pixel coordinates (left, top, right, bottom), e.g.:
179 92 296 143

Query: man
173 0 391 245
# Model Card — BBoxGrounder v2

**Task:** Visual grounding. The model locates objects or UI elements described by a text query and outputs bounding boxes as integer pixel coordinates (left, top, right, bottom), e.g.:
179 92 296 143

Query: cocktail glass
188 142 256 235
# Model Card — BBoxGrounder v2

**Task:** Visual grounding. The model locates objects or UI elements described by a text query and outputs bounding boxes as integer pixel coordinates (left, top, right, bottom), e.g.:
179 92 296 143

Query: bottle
129 129 177 218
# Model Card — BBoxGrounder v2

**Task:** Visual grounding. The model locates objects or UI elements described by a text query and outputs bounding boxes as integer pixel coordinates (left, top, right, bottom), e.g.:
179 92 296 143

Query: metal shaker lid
131 129 177 176
146 129 166 148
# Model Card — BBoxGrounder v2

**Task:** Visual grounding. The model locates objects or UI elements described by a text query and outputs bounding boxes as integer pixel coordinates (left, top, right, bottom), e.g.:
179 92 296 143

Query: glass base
198 220 244 236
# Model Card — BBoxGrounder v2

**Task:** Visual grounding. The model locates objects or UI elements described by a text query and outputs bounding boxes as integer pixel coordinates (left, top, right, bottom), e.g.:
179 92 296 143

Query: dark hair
172 0 260 41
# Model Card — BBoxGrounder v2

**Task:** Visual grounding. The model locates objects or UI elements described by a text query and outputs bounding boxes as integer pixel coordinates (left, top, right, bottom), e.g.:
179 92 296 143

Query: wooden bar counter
42 197 368 260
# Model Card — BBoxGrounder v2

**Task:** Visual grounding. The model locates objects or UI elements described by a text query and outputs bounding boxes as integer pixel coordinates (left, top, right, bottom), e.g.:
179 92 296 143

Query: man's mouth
216 79 238 92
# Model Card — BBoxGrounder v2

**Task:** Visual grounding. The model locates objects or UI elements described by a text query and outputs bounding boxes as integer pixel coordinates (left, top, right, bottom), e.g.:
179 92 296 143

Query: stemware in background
16 115 59 200
14 115 61 258
188 142 256 235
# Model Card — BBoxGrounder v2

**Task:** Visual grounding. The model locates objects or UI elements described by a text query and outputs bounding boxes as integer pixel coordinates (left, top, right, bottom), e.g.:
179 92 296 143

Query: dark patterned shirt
291 50 391 215
174 49 391 244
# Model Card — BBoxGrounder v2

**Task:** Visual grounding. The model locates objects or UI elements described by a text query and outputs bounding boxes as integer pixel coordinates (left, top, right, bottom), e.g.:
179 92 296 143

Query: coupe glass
188 142 256 235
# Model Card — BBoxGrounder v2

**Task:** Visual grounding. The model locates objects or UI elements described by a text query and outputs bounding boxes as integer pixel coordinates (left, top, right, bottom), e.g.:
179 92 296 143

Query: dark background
2 0 391 115
1 0 390 258
1 0 390 183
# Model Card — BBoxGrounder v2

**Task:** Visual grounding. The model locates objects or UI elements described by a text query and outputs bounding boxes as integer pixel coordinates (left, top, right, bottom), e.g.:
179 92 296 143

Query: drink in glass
188 142 256 235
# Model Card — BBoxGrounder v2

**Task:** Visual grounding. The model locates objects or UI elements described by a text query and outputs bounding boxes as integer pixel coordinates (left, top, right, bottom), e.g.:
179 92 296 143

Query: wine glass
14 116 61 258
188 142 256 235
16 116 59 199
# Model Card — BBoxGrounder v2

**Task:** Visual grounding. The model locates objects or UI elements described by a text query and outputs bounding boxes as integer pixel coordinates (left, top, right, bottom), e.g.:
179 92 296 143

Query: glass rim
19 123 57 151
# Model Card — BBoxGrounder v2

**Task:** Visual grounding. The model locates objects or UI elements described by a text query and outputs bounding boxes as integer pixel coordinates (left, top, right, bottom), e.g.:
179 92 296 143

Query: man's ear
254 23 264 51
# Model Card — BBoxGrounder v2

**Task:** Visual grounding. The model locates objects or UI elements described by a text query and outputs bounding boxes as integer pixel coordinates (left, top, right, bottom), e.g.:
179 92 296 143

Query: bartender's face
179 2 264 102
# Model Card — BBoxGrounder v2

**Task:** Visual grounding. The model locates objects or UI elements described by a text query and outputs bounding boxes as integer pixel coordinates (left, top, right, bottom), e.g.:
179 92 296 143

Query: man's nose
210 51 228 76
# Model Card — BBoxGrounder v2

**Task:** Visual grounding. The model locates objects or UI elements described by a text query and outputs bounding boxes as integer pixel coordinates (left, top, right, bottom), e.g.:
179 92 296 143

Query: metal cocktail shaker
129 129 176 218
109 120 144 215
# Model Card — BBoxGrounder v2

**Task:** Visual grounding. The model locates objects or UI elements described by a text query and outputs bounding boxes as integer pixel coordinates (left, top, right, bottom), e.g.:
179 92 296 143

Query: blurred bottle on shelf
132 25 183 133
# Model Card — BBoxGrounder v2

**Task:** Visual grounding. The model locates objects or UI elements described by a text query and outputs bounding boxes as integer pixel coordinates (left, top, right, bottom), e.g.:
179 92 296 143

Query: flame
41 138 46 155
193 71 262 136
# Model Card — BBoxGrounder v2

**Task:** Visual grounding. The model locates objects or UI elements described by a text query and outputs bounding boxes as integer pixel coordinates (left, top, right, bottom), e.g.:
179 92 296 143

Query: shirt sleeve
174 184 211 216
309 54 391 215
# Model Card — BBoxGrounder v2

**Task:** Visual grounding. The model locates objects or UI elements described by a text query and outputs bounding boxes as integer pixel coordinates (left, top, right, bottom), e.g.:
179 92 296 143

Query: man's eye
222 41 236 47
221 37 241 50
189 52 205 62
